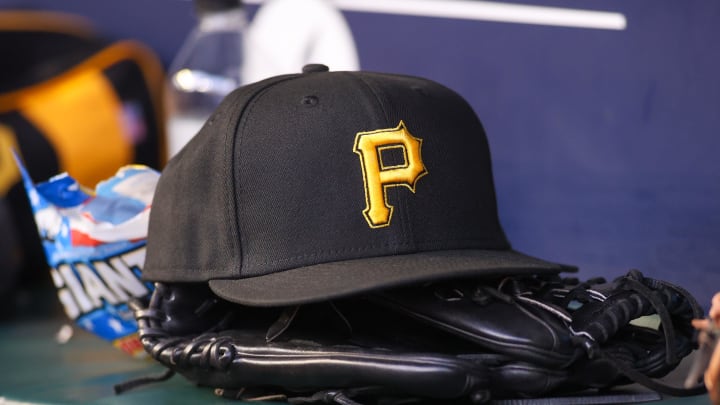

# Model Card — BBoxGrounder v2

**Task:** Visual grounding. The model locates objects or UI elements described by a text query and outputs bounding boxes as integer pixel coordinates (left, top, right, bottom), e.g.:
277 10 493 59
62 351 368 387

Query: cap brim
208 249 576 306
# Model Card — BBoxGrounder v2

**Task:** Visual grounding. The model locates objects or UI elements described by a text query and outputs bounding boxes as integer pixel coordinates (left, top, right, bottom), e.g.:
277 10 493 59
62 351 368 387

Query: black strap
489 390 661 405
113 368 175 395
598 349 707 397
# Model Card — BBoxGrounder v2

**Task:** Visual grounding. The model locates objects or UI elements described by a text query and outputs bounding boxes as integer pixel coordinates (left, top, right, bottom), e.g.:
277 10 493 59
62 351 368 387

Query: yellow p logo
354 121 428 228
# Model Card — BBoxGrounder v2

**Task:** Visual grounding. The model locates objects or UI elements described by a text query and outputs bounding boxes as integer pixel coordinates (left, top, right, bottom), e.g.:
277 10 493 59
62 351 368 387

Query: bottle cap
194 0 242 13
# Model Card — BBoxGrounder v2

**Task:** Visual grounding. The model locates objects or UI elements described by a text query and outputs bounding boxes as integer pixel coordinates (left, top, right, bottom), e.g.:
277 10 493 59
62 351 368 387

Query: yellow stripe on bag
18 67 131 188
0 124 21 196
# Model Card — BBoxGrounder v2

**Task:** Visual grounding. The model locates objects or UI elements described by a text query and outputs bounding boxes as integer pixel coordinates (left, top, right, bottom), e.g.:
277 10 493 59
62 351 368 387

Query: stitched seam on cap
349 72 415 250
232 75 301 276
350 73 391 123
256 237 509 267
221 90 245 274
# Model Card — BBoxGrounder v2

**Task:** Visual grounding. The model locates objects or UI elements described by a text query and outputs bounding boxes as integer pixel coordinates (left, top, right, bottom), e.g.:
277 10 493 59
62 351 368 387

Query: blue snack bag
16 153 157 357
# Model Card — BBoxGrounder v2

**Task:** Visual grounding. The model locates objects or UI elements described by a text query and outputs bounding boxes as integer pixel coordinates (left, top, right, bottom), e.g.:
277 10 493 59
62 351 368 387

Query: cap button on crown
302 64 329 74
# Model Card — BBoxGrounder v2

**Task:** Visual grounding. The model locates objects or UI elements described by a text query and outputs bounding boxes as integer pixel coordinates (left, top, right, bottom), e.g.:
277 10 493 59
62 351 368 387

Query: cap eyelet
301 95 319 107
411 86 428 96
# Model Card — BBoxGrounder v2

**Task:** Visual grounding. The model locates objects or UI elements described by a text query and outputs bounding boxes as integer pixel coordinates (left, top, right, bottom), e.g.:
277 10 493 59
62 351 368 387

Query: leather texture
131 270 703 403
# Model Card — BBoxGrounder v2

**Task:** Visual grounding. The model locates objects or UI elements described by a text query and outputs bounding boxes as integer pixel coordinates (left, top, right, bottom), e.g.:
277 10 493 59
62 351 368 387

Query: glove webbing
580 274 705 397
517 271 706 397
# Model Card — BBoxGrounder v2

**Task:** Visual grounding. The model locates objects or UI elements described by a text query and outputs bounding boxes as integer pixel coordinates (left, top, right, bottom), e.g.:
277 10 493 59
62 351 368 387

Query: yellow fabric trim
0 124 21 196
19 66 130 188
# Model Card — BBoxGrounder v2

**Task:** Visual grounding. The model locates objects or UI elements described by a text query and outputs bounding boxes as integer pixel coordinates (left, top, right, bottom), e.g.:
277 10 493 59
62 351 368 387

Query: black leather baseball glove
120 270 705 404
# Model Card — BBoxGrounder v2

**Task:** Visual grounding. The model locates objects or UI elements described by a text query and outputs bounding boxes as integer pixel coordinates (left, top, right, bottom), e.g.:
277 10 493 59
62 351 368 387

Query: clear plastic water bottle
165 0 246 159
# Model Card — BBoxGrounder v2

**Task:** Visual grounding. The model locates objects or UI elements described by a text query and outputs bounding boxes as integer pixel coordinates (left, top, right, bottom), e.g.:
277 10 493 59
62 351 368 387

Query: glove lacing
499 270 706 397
118 284 424 405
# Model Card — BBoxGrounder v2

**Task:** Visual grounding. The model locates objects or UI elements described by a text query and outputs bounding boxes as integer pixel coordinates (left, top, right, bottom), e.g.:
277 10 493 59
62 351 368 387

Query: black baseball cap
143 64 574 306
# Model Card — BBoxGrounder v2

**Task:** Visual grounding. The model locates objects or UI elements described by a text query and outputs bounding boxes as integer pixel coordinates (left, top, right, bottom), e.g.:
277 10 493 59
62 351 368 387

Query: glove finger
370 280 579 368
